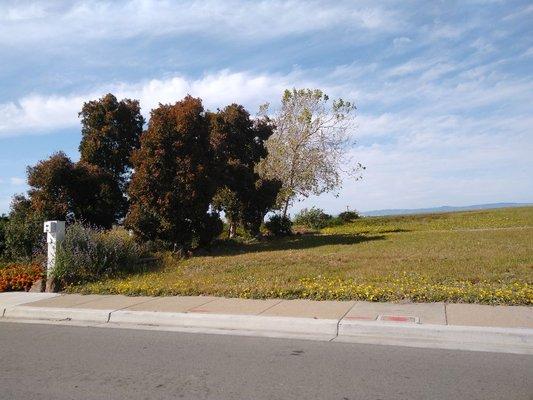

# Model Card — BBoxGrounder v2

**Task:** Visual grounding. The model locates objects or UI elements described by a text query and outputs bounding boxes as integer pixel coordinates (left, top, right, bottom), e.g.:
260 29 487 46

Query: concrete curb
337 320 533 354
2 304 532 354
3 306 110 323
110 310 339 339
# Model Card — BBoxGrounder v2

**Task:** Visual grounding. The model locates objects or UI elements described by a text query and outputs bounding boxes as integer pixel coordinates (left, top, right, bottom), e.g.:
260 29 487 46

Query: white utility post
43 221 65 276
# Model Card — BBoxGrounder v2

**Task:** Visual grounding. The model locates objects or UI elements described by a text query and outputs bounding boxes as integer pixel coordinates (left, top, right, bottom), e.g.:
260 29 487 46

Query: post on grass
43 220 65 291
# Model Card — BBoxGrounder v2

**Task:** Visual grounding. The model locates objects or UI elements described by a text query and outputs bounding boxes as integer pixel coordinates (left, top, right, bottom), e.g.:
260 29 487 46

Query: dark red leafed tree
126 96 220 248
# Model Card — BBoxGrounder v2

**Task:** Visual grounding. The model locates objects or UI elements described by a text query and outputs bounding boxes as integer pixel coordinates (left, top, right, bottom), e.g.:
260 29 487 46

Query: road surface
1 322 531 399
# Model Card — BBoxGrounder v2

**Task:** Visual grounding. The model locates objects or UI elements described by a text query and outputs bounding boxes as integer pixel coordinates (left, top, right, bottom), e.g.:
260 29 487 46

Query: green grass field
71 207 533 304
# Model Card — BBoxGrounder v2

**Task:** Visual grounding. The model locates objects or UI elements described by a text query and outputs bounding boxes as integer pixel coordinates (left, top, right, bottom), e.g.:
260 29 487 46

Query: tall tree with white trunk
258 89 364 217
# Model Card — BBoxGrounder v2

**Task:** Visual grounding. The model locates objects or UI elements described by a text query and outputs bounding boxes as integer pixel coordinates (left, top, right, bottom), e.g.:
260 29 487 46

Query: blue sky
1 0 532 215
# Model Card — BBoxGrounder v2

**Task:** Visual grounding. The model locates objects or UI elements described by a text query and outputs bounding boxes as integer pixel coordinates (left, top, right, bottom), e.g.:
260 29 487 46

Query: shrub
326 216 344 227
265 214 293 236
338 210 360 222
293 207 333 230
0 263 44 292
195 212 224 247
0 215 8 256
54 222 146 285
4 196 45 260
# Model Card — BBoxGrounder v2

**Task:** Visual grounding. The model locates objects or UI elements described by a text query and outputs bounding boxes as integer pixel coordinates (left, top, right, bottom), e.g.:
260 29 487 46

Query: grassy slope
72 207 533 304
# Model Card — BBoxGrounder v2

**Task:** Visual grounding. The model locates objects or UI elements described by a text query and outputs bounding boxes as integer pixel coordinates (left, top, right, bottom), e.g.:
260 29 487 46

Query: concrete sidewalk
1 292 532 354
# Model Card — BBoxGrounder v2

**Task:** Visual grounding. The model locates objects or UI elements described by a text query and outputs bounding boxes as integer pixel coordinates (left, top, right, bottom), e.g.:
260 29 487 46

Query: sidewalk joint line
44 294 113 309
444 303 448 325
256 299 284 315
331 302 358 342
109 297 166 315
184 297 218 312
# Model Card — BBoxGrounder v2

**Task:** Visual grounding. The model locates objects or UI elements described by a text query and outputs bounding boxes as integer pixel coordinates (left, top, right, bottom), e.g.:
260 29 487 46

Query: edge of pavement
1 293 532 355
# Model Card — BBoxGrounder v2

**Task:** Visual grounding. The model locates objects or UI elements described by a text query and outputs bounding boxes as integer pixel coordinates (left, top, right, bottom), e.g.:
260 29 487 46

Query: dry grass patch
70 207 533 304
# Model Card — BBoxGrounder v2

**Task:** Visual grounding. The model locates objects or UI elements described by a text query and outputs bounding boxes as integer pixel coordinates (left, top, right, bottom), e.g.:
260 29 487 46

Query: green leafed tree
70 161 126 227
0 214 7 256
4 195 44 260
26 151 123 228
258 89 364 217
79 93 144 179
79 93 144 217
26 151 74 221
239 178 282 237
125 95 220 249
209 104 281 237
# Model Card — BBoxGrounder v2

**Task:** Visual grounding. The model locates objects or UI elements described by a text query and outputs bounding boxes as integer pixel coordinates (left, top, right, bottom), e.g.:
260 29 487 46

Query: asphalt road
0 322 531 400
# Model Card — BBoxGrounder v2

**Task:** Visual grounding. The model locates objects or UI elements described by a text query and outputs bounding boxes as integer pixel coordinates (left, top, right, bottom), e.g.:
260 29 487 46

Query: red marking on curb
379 315 417 323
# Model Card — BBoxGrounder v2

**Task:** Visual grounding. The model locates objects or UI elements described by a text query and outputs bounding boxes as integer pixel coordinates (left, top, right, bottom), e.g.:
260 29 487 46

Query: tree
126 96 219 248
258 89 364 217
209 104 280 237
239 178 282 237
79 93 144 218
211 186 240 238
79 93 144 181
69 161 125 228
0 214 9 257
27 152 75 221
4 195 44 260
27 152 123 228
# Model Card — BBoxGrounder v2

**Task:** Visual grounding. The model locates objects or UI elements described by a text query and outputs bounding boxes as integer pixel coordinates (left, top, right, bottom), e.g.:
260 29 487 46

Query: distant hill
361 203 533 217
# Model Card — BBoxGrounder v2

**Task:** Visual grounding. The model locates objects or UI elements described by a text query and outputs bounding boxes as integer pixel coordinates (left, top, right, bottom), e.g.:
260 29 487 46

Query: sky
0 0 532 215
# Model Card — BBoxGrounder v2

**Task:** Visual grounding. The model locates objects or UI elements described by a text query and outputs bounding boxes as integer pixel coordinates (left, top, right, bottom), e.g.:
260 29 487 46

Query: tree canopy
258 88 363 217
126 96 219 248
79 93 144 182
209 104 280 237
26 151 123 228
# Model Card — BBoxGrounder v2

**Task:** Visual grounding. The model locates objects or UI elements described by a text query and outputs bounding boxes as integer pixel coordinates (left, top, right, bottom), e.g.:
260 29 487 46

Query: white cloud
471 38 495 54
0 94 87 136
393 36 411 47
502 3 533 20
0 70 313 137
385 58 437 77
122 70 308 114
429 23 468 40
521 47 533 58
0 0 398 46
9 177 25 186
4 2 47 21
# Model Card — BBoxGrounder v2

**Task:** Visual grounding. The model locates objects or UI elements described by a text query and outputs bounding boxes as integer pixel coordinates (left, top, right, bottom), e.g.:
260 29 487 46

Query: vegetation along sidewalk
65 207 532 305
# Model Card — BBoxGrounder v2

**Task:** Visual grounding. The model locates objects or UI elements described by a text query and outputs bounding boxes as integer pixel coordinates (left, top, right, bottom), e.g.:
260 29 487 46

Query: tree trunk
228 221 237 238
282 198 290 219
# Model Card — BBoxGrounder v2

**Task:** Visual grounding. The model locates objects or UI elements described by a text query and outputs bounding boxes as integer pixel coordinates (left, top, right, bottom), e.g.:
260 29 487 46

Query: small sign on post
43 221 65 282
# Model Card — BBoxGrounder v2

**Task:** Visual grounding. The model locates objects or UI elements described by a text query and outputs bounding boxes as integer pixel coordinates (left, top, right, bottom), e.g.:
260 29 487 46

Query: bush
265 214 293 236
54 222 146 285
4 196 44 260
0 215 8 256
0 263 44 292
195 212 224 247
338 210 360 222
293 207 333 230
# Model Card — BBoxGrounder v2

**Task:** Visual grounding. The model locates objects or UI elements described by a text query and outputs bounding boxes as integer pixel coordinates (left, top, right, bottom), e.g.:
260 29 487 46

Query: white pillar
43 221 65 276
